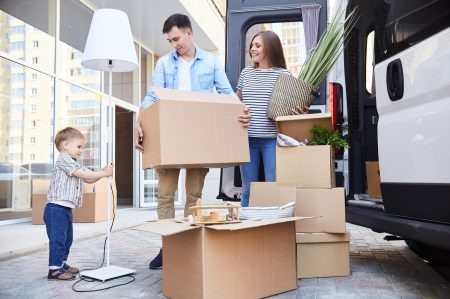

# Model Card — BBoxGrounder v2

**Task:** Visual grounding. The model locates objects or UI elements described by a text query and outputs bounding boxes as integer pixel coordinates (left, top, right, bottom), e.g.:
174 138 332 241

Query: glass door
141 169 183 208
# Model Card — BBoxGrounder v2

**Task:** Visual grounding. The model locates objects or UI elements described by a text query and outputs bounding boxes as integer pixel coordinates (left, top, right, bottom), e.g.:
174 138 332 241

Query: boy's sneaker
62 263 80 274
48 268 74 280
149 249 163 269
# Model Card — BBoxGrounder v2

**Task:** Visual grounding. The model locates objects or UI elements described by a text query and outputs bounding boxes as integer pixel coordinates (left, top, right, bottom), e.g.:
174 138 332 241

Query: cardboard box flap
276 112 332 142
296 232 351 243
152 87 240 105
249 182 296 207
32 179 50 194
83 182 95 192
207 216 317 231
135 219 201 236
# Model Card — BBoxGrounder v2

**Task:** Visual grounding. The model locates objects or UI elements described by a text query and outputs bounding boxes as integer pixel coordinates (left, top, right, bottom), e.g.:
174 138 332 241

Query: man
135 14 249 269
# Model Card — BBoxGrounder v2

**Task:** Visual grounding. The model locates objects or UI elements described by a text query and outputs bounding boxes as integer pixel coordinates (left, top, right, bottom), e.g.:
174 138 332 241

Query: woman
237 31 307 207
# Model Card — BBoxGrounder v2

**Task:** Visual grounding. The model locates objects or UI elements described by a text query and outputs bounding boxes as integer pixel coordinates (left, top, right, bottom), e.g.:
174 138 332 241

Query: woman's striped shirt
237 67 291 138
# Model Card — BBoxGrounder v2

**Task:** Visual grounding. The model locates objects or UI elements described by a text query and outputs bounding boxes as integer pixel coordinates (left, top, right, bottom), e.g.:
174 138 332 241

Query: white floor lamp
80 8 138 281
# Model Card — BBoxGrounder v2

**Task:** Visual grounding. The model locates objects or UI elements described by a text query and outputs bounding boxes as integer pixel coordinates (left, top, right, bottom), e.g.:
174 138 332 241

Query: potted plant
267 3 358 120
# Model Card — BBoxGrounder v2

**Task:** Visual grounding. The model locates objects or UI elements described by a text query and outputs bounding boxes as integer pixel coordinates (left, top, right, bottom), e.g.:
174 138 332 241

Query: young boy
45 127 114 280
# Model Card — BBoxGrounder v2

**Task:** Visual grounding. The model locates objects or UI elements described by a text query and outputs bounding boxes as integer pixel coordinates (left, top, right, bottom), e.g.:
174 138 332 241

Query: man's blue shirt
141 48 235 109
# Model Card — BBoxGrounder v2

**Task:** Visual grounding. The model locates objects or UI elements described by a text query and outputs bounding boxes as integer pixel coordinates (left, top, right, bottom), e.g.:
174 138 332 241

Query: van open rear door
345 0 450 253
219 0 327 201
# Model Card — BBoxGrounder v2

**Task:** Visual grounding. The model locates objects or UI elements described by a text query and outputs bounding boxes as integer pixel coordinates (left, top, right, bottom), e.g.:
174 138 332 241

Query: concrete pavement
0 208 449 298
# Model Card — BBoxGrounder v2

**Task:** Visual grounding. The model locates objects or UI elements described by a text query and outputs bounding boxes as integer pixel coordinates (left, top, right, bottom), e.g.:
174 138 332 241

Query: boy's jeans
240 137 277 207
44 203 73 269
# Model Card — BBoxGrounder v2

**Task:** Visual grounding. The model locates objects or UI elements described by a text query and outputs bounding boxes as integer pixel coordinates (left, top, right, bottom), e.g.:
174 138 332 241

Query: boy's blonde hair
55 127 84 151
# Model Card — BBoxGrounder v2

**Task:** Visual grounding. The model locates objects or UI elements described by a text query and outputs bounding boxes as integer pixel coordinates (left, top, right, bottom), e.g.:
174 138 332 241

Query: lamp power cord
72 180 136 292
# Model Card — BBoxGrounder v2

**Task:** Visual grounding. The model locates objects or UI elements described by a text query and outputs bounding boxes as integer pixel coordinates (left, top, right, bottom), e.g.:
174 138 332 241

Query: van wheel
405 240 450 265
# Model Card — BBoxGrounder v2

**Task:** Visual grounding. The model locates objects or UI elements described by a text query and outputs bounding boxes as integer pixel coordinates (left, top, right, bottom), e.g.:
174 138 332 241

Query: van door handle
386 59 404 101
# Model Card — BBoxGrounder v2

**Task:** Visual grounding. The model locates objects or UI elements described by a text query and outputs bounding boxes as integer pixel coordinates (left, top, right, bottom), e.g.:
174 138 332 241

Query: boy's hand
102 165 114 177
238 106 251 128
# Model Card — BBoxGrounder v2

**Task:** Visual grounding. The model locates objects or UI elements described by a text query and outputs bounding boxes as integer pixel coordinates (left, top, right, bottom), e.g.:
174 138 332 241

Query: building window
11 88 25 97
9 41 25 52
30 153 35 160
31 120 36 128
31 73 38 80
31 104 36 112
31 88 37 96
32 40 39 48
32 57 38 64
30 137 36 144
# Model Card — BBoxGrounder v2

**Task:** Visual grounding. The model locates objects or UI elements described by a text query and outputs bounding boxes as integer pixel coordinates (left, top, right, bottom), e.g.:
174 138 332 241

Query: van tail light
329 82 344 157
329 82 339 131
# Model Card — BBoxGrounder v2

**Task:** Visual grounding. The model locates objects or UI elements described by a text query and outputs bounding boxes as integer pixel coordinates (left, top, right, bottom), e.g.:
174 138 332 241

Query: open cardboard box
136 217 307 299
140 87 250 169
276 113 335 188
250 182 346 233
31 178 116 224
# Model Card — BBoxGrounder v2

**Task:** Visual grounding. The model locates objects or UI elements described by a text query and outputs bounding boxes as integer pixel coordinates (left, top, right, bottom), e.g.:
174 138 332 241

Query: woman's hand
238 106 251 128
291 106 309 115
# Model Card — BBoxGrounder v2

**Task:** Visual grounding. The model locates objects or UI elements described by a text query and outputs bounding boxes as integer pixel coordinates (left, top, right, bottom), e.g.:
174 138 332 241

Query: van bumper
346 206 450 250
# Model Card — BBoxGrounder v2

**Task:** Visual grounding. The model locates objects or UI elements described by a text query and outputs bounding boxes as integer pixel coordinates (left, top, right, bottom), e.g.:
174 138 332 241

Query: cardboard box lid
136 219 200 236
296 232 351 243
276 112 332 142
152 87 241 105
83 177 116 194
207 216 309 231
136 217 310 236
32 179 50 194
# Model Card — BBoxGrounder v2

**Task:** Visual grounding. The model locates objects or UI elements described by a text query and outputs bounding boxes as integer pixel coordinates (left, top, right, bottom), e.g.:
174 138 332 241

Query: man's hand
135 124 144 152
291 106 309 115
102 165 114 177
238 106 251 128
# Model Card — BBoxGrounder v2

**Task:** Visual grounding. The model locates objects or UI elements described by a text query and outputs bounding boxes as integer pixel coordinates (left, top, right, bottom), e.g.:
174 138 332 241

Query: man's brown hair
54 127 84 151
249 31 287 69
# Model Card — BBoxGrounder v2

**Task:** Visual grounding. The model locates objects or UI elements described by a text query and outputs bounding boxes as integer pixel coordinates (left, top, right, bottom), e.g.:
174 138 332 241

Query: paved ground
0 220 449 298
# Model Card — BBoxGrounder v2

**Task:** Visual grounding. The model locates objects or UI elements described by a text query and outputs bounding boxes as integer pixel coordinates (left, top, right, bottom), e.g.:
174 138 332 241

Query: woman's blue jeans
44 203 73 269
240 137 276 207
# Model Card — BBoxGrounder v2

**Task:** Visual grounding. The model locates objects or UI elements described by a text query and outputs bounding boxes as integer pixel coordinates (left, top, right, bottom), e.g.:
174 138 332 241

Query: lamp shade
82 9 138 72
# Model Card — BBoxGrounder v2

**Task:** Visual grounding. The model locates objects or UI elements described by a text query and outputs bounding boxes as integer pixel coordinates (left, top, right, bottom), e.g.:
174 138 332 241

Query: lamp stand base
81 265 135 282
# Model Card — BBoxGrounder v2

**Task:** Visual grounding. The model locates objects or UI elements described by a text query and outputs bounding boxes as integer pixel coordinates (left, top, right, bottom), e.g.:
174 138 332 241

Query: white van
221 0 450 263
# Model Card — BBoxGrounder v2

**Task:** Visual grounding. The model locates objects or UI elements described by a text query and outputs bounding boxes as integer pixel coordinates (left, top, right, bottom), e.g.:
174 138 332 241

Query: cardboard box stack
249 113 350 279
32 178 117 224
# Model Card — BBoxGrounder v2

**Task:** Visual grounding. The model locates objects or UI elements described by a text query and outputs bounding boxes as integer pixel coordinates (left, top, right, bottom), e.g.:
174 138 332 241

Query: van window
245 22 306 77
365 30 375 95
375 0 450 63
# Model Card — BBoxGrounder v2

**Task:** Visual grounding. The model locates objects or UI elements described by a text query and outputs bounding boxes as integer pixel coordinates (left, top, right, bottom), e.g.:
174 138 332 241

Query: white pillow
277 133 308 147
238 202 295 220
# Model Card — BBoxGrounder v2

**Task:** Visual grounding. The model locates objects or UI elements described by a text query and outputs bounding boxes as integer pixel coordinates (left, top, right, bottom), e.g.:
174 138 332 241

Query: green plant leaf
299 3 359 87
310 125 349 150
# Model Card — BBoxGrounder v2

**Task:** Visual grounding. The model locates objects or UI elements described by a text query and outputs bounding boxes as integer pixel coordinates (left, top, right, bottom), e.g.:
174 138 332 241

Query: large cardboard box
137 218 301 299
250 183 346 233
73 178 117 223
31 178 116 224
140 87 250 169
366 161 382 201
296 232 350 278
276 113 335 188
